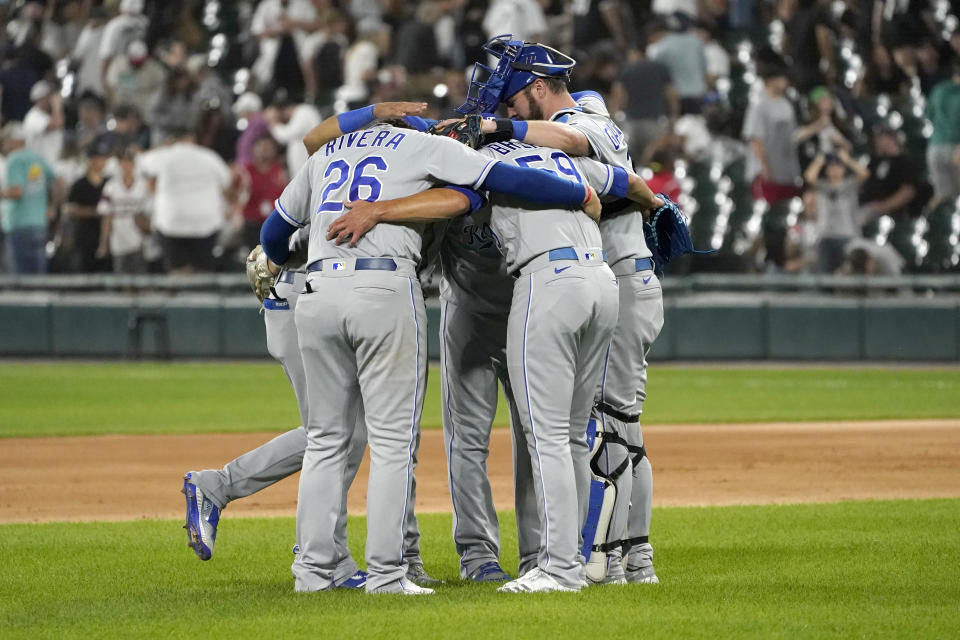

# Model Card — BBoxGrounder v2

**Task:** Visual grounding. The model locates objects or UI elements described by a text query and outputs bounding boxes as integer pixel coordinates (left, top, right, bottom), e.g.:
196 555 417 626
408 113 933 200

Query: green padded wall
1 296 957 361
767 300 862 360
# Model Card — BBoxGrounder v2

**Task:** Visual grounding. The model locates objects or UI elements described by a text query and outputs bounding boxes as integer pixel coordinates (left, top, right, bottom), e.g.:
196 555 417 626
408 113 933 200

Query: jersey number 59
513 152 583 184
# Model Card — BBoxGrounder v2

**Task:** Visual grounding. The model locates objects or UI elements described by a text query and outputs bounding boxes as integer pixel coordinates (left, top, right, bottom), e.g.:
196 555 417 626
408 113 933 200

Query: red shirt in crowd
646 170 682 202
238 161 288 222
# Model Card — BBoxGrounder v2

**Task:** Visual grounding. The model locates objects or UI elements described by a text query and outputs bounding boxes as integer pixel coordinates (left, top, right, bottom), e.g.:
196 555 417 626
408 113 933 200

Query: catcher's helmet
426 113 483 149
457 34 576 114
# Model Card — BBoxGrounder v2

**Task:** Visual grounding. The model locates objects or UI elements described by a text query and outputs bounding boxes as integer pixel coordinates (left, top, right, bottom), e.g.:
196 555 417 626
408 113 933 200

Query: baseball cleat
625 543 659 584
625 564 659 584
406 562 442 585
497 568 579 593
335 570 368 590
182 472 220 561
589 554 627 585
369 576 435 595
467 561 512 583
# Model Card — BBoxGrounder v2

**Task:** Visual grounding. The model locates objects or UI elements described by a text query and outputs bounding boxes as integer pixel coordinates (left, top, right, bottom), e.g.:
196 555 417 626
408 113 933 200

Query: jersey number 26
317 156 388 213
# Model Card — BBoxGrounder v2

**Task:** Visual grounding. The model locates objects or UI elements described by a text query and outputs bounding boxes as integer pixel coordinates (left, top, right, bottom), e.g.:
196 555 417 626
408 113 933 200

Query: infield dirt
2 420 959 523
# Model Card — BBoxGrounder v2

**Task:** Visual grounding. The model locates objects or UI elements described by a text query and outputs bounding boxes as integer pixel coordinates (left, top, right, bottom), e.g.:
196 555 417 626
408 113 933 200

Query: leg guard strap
602 430 647 467
596 401 640 423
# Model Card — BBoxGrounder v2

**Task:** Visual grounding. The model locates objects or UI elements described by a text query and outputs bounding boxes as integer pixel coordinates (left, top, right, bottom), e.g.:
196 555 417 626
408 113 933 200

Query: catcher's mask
426 113 483 149
457 35 576 115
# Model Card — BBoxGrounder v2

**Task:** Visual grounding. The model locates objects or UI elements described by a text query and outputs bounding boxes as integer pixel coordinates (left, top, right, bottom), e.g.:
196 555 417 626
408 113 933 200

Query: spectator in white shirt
71 7 109 98
250 0 318 91
98 0 149 93
105 40 167 115
334 25 384 107
137 130 232 273
97 148 152 273
23 81 65 166
482 0 547 42
264 95 321 174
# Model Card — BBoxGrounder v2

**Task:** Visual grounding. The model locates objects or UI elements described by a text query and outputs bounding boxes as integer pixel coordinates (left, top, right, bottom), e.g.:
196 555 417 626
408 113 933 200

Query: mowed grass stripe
1 363 959 437
1 499 957 638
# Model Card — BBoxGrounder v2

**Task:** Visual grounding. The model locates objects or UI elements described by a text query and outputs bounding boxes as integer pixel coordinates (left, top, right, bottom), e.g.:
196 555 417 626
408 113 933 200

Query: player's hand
480 117 497 134
581 185 601 222
435 117 463 130
326 200 382 247
373 102 428 120
644 195 666 222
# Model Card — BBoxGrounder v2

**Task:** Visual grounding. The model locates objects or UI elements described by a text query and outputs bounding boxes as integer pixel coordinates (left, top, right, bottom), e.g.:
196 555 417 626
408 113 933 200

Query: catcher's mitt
643 193 714 278
427 113 483 149
245 245 276 306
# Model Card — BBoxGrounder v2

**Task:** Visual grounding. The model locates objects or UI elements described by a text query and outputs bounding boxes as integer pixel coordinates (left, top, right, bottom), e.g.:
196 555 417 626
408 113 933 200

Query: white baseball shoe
497 568 579 593
592 551 627 585
625 543 659 584
369 576 435 595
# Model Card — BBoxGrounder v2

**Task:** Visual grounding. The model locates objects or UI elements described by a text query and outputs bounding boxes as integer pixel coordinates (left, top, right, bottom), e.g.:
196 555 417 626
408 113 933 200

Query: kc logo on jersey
604 123 625 151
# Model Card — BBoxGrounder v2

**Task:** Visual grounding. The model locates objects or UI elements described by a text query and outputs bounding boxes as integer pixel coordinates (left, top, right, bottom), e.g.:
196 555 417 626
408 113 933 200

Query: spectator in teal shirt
925 59 960 204
1 122 57 273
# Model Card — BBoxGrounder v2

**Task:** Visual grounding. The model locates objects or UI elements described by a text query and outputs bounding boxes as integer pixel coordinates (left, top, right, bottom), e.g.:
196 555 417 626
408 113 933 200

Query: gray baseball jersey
274 124 499 264
551 108 653 267
477 139 621 272
438 210 512 315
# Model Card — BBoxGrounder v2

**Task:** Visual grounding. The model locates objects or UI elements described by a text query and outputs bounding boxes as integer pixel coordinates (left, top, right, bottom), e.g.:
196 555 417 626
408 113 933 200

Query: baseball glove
643 193 714 278
427 113 483 149
245 245 275 306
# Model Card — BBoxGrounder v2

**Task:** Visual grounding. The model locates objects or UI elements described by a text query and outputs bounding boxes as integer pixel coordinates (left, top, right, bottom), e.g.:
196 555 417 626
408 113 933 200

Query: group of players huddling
182 34 684 595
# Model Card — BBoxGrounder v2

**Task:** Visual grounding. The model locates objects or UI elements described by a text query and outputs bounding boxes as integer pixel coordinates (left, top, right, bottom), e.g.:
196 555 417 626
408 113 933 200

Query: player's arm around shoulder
573 155 661 218
481 117 591 157
301 102 428 156
326 188 478 247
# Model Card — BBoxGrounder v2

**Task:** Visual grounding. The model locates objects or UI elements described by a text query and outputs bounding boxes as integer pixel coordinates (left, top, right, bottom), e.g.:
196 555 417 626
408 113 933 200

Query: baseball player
259 116 603 594
466 36 667 585
181 240 365 589
302 114 524 584
325 128 665 593
180 105 443 589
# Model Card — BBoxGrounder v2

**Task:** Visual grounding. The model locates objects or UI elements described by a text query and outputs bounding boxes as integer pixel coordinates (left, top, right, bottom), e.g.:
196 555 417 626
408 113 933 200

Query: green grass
1 363 959 438
1 499 957 638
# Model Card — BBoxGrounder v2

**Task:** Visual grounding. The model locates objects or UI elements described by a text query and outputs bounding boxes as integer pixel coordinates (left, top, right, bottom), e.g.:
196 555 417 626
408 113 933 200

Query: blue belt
635 257 654 272
277 270 298 285
307 258 397 272
548 247 606 262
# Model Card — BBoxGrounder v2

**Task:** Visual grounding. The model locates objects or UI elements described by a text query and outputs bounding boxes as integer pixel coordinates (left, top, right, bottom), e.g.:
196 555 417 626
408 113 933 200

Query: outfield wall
2 292 958 361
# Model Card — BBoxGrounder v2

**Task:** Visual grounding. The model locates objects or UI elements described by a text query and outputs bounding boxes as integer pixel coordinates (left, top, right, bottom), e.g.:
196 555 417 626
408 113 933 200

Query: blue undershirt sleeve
442 185 485 212
336 105 376 133
260 210 298 265
481 163 586 207
402 116 437 132
609 167 629 199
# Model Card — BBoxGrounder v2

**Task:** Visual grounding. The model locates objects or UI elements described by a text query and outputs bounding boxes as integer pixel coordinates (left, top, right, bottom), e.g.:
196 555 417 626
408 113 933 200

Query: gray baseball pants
191 273 421 577
595 266 664 570
507 256 619 589
292 260 427 593
439 299 539 577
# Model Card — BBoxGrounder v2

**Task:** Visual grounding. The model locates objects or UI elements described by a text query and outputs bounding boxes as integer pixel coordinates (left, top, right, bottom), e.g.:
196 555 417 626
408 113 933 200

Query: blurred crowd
0 0 958 276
